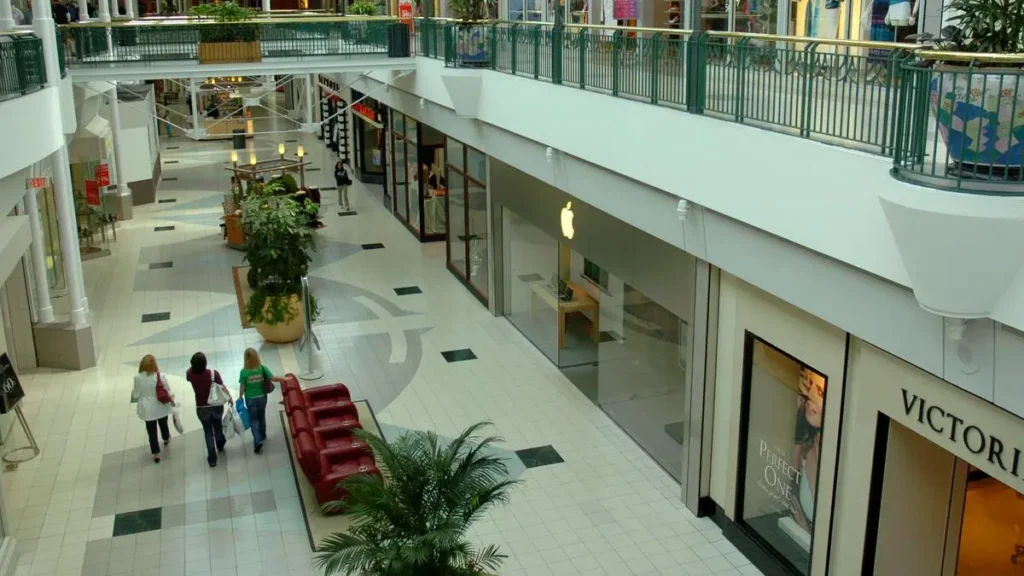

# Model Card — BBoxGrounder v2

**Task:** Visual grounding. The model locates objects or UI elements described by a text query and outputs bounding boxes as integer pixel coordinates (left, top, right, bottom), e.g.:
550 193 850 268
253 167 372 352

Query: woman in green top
239 348 285 453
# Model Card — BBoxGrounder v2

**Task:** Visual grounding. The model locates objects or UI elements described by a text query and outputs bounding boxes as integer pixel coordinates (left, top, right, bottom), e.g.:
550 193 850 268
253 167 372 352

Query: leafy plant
190 1 259 43
268 173 299 195
446 0 493 21
241 183 318 326
941 0 1024 54
348 0 380 15
315 422 518 576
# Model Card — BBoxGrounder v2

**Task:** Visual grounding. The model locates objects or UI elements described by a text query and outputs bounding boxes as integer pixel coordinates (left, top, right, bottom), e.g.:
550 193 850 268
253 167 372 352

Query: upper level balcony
59 16 416 80
407 19 1024 324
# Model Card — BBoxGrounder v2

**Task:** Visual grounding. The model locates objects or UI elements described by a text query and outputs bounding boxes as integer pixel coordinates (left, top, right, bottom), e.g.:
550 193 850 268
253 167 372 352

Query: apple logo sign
560 201 575 239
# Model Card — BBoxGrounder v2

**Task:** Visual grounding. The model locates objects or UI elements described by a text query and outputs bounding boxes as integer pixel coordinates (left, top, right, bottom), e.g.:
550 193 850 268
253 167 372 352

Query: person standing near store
238 348 284 454
132 355 175 463
334 160 352 211
186 352 229 467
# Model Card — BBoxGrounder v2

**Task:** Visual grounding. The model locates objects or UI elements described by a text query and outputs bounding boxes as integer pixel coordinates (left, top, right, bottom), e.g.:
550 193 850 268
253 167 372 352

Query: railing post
510 23 519 74
579 29 586 89
14 40 28 93
651 32 662 104
734 37 750 123
687 32 706 114
489 22 497 70
532 25 540 79
799 42 818 139
552 24 563 85
612 30 621 97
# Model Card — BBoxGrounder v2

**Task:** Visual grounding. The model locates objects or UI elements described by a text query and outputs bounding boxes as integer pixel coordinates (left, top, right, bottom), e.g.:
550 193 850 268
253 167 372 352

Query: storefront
444 137 488 303
387 112 447 242
490 158 711 492
350 90 387 186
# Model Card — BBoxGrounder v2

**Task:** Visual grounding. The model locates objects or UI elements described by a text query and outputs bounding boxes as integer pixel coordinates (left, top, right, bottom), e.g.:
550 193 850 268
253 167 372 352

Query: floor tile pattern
393 286 422 296
4 130 763 576
515 445 565 469
140 312 170 323
441 348 477 363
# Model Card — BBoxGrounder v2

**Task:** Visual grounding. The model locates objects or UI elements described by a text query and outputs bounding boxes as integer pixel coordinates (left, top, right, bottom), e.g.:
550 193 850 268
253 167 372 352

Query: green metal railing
0 34 47 102
61 17 410 65
892 53 1024 194
417 19 917 156
56 30 66 77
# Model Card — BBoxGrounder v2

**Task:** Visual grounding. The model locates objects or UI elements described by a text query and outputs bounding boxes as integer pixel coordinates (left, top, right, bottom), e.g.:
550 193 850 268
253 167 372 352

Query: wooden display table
529 279 600 349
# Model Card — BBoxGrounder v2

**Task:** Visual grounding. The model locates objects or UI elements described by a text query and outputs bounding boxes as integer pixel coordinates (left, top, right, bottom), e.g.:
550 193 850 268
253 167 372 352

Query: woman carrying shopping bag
132 355 176 463
238 348 285 454
186 352 230 467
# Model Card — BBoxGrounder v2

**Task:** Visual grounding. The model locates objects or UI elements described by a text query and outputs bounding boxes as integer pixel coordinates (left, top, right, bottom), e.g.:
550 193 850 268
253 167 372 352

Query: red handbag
155 372 173 404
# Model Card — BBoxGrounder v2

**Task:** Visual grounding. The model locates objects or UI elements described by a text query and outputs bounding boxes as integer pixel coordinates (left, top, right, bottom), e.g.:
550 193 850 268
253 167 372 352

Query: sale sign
85 180 101 207
399 0 413 28
95 164 110 187
613 0 637 19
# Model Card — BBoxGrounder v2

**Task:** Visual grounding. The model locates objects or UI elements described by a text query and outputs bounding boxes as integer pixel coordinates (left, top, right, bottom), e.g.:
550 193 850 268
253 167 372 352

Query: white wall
100 92 156 185
0 88 65 184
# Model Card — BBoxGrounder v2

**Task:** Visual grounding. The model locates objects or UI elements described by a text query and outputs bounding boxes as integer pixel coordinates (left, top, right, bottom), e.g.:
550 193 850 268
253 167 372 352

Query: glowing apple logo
560 201 575 239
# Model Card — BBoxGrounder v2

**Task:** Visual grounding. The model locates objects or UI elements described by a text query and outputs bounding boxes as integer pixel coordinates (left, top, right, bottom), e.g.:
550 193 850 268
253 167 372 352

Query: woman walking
238 348 285 454
187 352 229 467
132 355 175 463
334 160 352 211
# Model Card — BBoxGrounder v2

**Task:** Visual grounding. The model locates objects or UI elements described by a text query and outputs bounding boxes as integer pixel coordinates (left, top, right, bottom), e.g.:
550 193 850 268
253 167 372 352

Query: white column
304 74 314 125
111 0 119 17
108 85 130 197
79 0 89 21
51 147 87 328
189 78 199 137
125 0 134 19
35 0 89 318
98 0 109 22
0 0 15 31
262 0 270 13
24 188 55 323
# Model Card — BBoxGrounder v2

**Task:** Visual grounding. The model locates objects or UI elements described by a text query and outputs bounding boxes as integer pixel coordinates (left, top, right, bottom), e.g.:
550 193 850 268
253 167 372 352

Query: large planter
198 41 262 64
224 212 245 250
930 66 1024 168
253 294 305 344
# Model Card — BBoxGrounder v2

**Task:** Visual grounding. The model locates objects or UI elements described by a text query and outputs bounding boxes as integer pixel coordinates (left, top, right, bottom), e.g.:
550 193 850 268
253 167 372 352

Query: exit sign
26 177 46 189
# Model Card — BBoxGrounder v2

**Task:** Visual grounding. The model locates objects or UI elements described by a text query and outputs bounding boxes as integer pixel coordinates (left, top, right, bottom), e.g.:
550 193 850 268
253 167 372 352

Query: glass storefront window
957 469 1024 575
738 334 828 576
448 171 467 277
467 148 486 183
408 138 421 234
445 137 488 302
502 208 560 363
467 179 488 297
393 134 408 220
448 139 464 171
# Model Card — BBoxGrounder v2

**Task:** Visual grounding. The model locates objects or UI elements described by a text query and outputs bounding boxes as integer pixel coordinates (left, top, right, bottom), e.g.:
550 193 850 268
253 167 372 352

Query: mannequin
885 0 918 42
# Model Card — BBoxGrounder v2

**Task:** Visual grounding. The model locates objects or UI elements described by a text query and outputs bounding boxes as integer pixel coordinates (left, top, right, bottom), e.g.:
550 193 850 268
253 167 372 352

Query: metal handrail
62 14 400 27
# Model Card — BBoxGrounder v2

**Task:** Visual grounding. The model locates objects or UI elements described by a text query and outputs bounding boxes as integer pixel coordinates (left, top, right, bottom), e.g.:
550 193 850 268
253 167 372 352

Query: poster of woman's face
740 334 828 576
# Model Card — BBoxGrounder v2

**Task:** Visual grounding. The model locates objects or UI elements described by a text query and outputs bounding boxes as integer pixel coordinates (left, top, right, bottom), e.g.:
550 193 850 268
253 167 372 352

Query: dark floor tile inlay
361 243 385 250
338 211 358 217
148 262 173 270
516 445 565 469
517 273 545 283
394 286 422 296
307 168 321 172
141 312 170 323
164 177 178 182
112 507 162 537
154 226 175 231
321 186 337 191
285 139 298 143
441 348 476 363
157 199 176 204
166 146 180 150
164 160 180 164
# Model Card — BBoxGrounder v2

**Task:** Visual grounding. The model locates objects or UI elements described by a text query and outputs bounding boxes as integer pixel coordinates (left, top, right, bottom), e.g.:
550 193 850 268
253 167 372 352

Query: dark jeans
145 417 170 455
197 405 226 464
246 395 268 446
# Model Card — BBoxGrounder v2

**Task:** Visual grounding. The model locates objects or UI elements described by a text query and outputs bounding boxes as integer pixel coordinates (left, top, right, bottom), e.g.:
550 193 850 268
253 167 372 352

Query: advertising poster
85 180 101 206
741 335 827 575
0 353 25 415
613 0 637 20
95 164 110 187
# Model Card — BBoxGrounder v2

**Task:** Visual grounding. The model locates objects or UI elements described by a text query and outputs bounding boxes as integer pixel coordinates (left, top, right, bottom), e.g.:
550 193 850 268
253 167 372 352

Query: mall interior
0 0 1021 574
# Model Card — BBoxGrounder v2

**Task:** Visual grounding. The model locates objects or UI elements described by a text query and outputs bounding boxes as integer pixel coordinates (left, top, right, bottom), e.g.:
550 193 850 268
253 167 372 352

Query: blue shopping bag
235 398 251 431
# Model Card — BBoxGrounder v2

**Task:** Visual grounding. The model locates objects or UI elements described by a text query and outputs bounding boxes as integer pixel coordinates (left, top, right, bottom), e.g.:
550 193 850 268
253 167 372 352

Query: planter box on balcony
198 41 261 64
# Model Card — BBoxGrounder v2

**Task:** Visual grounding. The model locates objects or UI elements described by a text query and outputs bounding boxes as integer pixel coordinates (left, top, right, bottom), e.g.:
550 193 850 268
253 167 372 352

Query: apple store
488 158 710 485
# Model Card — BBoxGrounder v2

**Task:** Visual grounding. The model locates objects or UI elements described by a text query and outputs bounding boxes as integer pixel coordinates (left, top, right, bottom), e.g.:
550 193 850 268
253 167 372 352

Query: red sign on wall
399 0 413 28
85 180 101 207
351 102 382 127
613 0 638 19
26 177 47 189
95 164 110 187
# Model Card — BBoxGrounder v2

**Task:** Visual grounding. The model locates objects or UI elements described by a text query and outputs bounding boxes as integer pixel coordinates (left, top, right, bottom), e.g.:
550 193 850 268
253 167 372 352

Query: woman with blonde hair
132 355 176 463
238 348 284 453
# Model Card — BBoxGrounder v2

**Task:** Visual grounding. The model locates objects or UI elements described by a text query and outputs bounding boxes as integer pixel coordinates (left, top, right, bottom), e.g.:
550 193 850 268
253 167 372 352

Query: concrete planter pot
198 41 262 64
253 294 305 344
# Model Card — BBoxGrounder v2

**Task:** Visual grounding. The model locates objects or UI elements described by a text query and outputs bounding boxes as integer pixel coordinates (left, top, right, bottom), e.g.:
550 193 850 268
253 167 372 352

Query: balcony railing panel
0 34 47 102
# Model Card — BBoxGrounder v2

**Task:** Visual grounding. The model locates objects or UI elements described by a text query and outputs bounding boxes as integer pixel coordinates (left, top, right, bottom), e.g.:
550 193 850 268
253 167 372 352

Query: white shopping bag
172 409 184 435
231 407 244 436
222 408 236 440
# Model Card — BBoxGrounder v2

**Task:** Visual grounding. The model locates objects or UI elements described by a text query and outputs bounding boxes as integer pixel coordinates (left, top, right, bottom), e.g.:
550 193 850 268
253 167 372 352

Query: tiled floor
4 128 762 576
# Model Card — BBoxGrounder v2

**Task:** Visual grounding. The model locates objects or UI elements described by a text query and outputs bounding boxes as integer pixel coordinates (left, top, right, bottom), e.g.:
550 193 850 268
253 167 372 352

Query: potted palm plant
190 1 261 64
921 0 1024 178
315 422 517 576
242 183 319 343
447 0 495 67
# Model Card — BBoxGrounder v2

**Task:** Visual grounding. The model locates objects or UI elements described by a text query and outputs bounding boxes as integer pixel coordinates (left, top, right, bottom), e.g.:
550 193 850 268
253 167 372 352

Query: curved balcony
0 32 47 101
